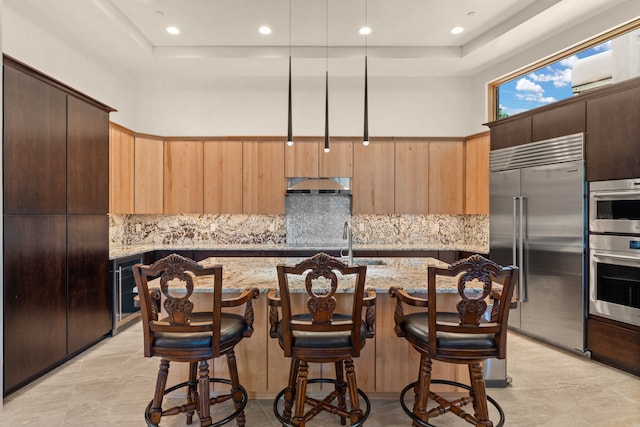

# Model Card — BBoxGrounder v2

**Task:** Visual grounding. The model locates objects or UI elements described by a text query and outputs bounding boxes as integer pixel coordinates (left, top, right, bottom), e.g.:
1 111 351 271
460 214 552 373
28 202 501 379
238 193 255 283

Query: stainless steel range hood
286 177 351 194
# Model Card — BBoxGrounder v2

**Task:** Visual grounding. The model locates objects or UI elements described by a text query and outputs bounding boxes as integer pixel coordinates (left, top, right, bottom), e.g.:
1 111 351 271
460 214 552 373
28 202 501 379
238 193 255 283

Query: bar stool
133 253 259 427
389 254 518 427
267 253 376 427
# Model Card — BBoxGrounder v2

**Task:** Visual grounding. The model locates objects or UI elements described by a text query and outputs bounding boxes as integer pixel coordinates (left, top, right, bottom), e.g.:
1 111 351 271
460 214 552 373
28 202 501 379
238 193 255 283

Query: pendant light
324 0 330 153
362 0 370 146
286 0 294 146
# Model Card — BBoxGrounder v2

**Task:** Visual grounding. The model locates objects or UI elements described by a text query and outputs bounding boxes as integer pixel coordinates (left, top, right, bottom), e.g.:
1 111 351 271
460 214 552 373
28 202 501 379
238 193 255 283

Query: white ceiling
3 0 636 78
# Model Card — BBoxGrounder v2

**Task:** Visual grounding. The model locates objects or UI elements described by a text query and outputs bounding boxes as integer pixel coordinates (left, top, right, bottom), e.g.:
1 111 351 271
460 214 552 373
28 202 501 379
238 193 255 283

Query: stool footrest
399 379 505 427
273 378 371 427
145 377 248 427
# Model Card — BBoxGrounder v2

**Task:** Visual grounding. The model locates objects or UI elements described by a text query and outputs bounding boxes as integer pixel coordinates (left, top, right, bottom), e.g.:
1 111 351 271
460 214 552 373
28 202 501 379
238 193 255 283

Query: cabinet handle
117 266 123 322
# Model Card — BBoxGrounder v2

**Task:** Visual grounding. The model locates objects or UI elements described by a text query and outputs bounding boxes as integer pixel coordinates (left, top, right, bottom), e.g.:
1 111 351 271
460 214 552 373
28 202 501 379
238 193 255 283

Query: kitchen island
152 255 475 398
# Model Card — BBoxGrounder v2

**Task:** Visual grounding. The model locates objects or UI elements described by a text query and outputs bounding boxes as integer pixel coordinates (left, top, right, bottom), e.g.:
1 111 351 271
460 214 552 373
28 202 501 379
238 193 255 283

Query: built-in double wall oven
589 178 640 327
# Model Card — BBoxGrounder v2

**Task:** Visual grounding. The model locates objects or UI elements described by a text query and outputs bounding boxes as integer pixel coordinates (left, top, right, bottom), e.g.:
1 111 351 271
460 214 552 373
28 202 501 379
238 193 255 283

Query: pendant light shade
323 0 330 153
363 55 369 146
287 55 293 146
324 70 330 152
286 0 294 146
362 0 370 146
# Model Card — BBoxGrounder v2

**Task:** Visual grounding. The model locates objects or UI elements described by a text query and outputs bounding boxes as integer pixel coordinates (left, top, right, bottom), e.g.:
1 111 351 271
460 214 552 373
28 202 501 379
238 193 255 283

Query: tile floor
1 321 639 426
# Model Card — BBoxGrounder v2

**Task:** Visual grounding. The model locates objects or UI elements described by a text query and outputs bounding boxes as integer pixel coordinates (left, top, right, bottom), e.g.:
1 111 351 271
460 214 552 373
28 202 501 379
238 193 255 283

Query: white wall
134 72 471 137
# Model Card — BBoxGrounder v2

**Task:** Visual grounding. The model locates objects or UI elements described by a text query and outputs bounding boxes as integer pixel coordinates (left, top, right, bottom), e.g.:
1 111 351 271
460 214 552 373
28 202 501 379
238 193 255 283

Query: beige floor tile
2 321 639 427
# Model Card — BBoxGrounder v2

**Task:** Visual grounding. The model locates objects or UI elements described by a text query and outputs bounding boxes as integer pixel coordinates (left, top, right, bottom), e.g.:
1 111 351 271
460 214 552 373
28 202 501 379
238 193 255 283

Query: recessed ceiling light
359 26 372 36
450 26 464 35
259 26 272 35
166 26 180 35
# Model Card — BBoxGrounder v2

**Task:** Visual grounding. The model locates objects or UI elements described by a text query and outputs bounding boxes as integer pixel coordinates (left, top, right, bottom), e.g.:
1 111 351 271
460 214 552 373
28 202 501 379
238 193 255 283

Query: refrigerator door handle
519 196 527 302
512 197 518 267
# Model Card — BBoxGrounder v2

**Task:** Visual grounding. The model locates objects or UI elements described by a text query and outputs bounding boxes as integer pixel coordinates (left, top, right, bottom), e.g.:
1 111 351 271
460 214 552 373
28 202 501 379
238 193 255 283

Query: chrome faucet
342 219 353 265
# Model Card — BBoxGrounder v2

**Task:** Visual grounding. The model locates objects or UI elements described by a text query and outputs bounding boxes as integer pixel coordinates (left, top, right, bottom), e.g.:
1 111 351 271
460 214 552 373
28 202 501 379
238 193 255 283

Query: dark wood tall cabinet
3 56 114 395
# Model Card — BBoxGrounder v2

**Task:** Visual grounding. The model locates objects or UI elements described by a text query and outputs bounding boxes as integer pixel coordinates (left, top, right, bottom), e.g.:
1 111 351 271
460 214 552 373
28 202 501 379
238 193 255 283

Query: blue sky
498 41 612 117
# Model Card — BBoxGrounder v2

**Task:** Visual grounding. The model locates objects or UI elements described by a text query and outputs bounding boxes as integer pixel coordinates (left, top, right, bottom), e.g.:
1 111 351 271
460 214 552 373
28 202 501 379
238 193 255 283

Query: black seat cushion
153 312 246 350
401 312 496 351
277 313 368 349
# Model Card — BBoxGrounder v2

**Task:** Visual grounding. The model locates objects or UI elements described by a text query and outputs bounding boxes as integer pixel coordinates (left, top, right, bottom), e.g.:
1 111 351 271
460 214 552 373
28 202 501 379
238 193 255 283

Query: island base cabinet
163 292 467 398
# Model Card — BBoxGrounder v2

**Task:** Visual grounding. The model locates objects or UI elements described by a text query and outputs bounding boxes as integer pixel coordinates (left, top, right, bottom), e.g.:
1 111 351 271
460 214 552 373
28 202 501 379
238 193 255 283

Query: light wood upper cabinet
353 139 395 214
203 140 243 213
285 140 319 177
109 124 134 214
285 138 353 178
242 140 285 214
428 140 464 214
395 140 430 214
134 136 164 214
464 133 490 214
163 140 204 214
320 139 353 177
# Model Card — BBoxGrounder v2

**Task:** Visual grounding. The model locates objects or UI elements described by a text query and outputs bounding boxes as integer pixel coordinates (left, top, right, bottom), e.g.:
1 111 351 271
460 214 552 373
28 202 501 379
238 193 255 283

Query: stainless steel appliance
589 178 640 234
589 234 640 327
490 133 587 354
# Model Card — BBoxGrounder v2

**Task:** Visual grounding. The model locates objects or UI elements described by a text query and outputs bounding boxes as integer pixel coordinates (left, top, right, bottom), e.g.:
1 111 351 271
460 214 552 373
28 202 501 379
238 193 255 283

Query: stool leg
283 358 301 422
186 361 198 425
292 361 309 427
226 350 246 427
149 358 170 425
345 358 363 425
334 361 347 425
198 359 212 426
413 353 432 426
469 362 492 427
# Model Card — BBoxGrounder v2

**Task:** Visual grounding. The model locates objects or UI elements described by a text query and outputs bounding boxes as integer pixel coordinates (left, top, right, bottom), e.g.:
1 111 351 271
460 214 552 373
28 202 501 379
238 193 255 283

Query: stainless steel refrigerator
489 133 587 355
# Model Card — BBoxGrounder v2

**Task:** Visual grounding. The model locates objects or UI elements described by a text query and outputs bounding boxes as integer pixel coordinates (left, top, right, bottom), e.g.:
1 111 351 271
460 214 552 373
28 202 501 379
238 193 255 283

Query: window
490 19 640 120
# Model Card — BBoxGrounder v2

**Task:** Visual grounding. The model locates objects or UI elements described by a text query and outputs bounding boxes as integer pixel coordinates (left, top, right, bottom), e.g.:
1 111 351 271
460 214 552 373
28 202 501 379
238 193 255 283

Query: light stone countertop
149 256 460 294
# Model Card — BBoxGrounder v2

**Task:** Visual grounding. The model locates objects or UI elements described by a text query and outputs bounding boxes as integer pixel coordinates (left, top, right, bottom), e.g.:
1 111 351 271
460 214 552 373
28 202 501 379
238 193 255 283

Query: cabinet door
3 215 67 394
429 140 464 214
67 96 110 214
67 214 111 354
489 115 532 150
204 140 243 213
319 138 353 177
532 101 585 142
242 140 285 214
285 140 319 177
134 136 164 214
586 86 640 181
164 140 204 214
3 65 67 214
353 139 395 214
395 140 429 214
465 133 490 214
109 124 135 214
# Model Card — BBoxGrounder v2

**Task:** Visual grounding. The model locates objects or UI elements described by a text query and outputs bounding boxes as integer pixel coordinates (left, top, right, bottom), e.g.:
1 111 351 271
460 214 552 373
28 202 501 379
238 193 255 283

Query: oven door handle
592 252 640 263
591 190 640 199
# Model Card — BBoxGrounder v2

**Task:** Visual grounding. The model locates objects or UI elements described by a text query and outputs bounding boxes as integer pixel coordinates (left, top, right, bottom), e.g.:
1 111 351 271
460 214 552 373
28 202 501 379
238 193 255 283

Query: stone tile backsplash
110 213 488 252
